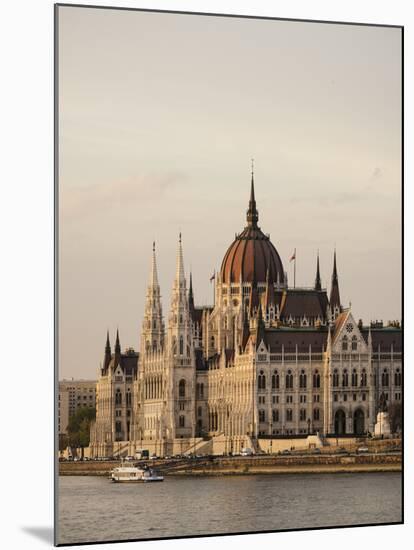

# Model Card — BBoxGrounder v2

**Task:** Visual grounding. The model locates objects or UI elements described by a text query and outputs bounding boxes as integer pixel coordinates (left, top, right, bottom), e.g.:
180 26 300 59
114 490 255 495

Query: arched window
382 369 389 387
272 409 279 422
361 369 367 386
299 370 307 389
286 370 293 389
272 370 280 390
126 390 131 406
333 369 339 387
179 379 186 398
259 410 266 422
115 389 122 405
394 369 401 386
342 335 348 351
313 370 320 389
351 335 358 351
342 369 349 387
179 415 185 427
352 369 358 387
258 370 266 390
179 336 184 355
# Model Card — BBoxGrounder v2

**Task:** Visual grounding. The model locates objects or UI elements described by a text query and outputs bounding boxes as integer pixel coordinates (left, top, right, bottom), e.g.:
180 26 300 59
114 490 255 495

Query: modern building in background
58 379 97 435
90 174 402 457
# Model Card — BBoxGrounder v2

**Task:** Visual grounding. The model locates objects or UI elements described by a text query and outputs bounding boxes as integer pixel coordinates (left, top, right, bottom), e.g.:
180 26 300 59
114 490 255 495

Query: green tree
67 407 96 454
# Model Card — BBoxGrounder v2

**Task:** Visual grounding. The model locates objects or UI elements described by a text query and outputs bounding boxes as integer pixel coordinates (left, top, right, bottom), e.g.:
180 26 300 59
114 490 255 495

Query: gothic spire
315 251 322 291
174 232 185 288
246 160 259 228
115 328 121 356
141 242 164 354
103 330 111 370
188 271 195 317
329 249 341 313
150 241 159 287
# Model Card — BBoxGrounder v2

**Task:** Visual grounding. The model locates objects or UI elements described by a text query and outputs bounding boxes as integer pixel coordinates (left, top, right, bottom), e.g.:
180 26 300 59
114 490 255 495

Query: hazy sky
58 6 402 379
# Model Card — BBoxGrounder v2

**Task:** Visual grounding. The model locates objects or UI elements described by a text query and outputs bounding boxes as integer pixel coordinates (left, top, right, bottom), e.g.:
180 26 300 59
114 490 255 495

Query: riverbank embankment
59 452 401 477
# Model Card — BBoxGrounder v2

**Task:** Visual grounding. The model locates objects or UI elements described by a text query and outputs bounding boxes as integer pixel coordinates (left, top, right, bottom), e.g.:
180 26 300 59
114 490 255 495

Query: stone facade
89 175 402 458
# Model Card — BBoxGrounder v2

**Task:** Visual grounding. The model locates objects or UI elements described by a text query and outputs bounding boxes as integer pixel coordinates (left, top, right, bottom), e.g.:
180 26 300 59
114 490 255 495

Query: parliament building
90 174 402 457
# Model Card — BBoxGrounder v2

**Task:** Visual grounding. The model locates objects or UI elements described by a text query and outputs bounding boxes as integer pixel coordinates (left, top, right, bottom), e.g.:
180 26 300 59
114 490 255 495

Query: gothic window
153 319 156 329
200 383 204 398
126 390 131 406
333 369 339 387
198 406 202 417
300 409 306 421
196 383 200 398
272 409 279 422
299 370 307 389
342 369 349 387
179 402 185 411
258 371 266 390
115 390 122 405
394 369 401 386
179 336 184 355
352 369 358 387
351 335 358 351
342 336 348 351
115 421 122 434
382 369 389 387
272 370 280 390
259 410 266 422
286 409 293 422
179 379 186 398
313 408 320 421
361 369 367 386
313 370 320 389
286 370 294 389
211 336 215 349
179 415 185 427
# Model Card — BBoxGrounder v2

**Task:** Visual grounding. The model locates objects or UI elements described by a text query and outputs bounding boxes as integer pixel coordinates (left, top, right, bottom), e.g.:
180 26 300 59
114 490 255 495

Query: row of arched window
333 369 367 388
258 369 320 391
259 408 320 423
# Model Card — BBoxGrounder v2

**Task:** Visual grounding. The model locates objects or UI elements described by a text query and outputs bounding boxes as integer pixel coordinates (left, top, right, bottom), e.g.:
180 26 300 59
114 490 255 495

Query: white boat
110 460 164 482
110 462 146 482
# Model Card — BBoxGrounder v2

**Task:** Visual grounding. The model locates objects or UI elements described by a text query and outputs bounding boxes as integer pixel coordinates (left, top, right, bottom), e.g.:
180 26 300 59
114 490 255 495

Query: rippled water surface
58 472 402 545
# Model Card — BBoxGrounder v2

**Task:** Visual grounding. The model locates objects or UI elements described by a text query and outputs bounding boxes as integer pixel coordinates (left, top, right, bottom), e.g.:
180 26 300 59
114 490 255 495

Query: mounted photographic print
55 4 403 546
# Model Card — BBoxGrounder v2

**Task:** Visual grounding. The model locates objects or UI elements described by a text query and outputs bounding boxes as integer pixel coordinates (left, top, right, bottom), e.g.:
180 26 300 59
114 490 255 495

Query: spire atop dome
315 251 322 291
246 160 259 228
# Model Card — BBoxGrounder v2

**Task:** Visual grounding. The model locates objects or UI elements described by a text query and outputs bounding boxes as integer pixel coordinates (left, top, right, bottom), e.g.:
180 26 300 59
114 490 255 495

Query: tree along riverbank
59 452 401 477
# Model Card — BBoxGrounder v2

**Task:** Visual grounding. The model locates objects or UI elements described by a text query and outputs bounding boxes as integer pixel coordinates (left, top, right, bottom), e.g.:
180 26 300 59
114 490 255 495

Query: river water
57 472 402 545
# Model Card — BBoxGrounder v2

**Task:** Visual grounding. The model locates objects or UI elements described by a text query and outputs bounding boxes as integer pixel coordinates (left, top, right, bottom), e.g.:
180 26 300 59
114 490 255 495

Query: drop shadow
22 526 54 544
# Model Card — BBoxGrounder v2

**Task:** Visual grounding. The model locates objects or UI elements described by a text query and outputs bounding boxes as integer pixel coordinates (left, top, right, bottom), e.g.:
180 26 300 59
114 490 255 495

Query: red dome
220 176 285 285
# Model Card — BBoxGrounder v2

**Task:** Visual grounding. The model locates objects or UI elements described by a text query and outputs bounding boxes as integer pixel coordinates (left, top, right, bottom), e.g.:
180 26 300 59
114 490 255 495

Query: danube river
58 472 402 545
